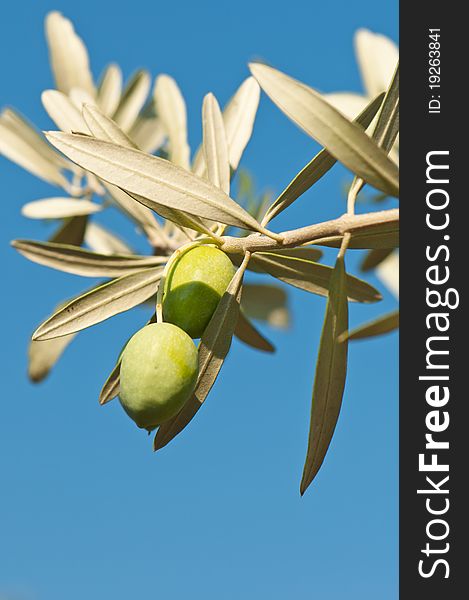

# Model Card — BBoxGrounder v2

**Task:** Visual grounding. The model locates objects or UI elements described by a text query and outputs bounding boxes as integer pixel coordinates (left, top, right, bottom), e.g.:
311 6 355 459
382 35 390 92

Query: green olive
119 323 198 430
163 245 235 339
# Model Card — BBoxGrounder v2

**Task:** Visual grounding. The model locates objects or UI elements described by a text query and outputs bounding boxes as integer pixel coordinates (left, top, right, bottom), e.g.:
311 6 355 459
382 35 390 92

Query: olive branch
1 12 399 495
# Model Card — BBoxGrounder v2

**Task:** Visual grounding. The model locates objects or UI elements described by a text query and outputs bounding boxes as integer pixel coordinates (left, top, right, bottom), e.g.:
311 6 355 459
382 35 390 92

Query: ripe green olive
163 245 235 339
119 323 198 430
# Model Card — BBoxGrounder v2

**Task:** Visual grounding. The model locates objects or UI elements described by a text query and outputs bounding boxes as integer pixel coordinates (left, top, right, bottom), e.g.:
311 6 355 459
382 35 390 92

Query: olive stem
219 208 398 254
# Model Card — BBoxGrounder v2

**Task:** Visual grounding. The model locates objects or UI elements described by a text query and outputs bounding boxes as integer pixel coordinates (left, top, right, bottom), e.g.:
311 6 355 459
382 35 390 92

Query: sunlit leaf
0 121 69 187
202 93 230 194
84 222 132 255
45 11 95 96
46 133 274 235
112 70 150 132
300 256 348 494
42 90 89 134
250 63 399 197
12 239 166 277
192 77 260 176
82 103 137 148
21 197 102 219
263 93 385 223
33 267 163 340
97 64 122 116
153 255 249 450
1 108 71 169
154 74 190 169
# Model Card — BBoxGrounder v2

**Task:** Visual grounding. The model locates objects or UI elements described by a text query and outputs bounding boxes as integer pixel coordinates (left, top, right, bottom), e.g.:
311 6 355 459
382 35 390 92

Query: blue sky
1 1 398 599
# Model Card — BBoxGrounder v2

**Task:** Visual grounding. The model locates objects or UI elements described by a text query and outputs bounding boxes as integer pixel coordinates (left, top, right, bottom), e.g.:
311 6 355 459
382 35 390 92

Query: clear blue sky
1 1 398 599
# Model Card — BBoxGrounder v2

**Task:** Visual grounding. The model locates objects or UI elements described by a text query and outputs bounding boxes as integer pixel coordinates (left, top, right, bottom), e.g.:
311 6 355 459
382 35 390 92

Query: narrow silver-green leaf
235 311 275 352
97 64 122 116
22 197 102 219
202 93 230 194
154 255 249 451
0 121 69 187
250 63 399 197
263 93 385 223
252 253 381 303
84 222 132 255
342 310 399 342
42 90 89 134
300 256 348 494
28 332 76 382
154 74 190 169
192 77 260 176
50 216 88 246
46 133 271 234
99 360 121 404
360 248 394 272
82 103 137 148
223 77 261 170
1 108 71 169
112 70 150 132
33 267 162 340
45 11 95 96
241 283 290 328
12 239 166 277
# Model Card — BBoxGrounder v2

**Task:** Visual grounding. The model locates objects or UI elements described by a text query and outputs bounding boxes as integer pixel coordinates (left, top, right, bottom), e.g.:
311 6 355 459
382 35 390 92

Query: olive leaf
250 63 399 197
235 311 275 352
241 284 290 328
45 11 95 97
12 240 166 277
112 70 151 132
223 77 261 171
251 252 381 303
347 63 399 213
21 197 102 219
97 64 122 116
105 185 166 246
45 133 277 236
50 216 88 246
99 360 121 405
300 255 348 495
1 108 71 169
263 93 385 224
154 74 190 170
128 107 165 154
33 267 163 340
82 103 137 148
340 310 399 342
153 255 249 451
192 77 260 176
0 120 69 188
360 248 394 272
79 104 170 243
372 63 399 155
202 93 230 194
28 332 77 382
84 222 133 255
42 90 89 134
